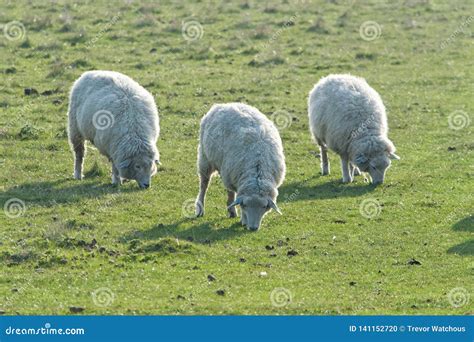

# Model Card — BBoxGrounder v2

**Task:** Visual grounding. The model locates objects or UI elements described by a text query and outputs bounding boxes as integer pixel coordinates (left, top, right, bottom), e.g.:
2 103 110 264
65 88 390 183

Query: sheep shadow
120 218 250 246
0 178 140 207
452 215 473 232
279 176 376 202
447 240 474 256
447 215 474 256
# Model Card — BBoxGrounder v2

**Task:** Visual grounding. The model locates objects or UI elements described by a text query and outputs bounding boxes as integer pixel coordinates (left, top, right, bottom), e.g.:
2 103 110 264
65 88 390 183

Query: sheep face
117 154 158 189
230 195 282 231
240 195 270 231
354 152 399 185
352 136 400 185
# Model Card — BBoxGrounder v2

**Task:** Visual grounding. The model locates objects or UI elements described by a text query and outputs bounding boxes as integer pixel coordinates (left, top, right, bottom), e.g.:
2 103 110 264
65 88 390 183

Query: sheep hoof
73 172 83 180
195 208 204 217
112 176 122 186
195 201 205 217
228 209 237 218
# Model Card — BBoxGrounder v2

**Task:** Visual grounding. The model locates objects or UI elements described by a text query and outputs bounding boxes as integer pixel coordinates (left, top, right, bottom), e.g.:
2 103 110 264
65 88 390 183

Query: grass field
0 0 472 315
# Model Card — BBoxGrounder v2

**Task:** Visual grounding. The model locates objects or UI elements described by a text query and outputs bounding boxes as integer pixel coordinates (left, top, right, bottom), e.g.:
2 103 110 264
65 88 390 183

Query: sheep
195 103 286 231
308 74 399 184
68 70 160 189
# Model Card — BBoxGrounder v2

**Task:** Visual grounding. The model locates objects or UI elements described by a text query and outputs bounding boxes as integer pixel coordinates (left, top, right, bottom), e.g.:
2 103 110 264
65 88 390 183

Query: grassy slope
0 0 472 314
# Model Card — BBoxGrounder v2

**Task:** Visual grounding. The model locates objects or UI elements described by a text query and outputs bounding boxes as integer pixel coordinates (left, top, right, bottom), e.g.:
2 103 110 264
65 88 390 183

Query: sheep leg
341 158 353 183
112 164 122 185
68 114 85 180
350 163 361 177
196 173 210 217
227 191 237 218
319 144 329 175
71 136 85 180
240 210 248 226
196 150 214 218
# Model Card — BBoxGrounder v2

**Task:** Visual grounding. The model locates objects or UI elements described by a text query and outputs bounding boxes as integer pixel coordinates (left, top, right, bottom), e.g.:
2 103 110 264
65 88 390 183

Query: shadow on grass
452 215 473 232
0 178 140 207
447 240 474 256
120 219 250 245
279 176 376 201
448 215 474 256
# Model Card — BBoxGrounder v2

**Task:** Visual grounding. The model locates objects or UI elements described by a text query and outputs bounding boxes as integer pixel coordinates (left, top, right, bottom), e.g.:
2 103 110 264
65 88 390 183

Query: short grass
0 0 472 315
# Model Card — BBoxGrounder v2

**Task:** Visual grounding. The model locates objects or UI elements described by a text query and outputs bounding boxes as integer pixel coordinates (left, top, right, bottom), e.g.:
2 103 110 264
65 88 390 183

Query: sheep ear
389 152 400 160
227 197 243 210
355 154 368 165
118 159 131 169
268 200 282 215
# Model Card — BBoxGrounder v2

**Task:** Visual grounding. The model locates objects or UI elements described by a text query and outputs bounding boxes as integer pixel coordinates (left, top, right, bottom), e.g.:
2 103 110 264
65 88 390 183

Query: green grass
0 0 472 315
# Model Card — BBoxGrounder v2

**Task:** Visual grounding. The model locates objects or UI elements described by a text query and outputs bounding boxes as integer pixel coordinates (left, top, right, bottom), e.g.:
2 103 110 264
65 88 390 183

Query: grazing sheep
195 103 286 231
308 74 399 184
68 70 160 189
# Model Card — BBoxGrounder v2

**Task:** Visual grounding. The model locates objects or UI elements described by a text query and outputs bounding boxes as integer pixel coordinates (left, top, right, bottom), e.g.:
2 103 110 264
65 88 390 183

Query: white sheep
68 70 160 189
308 74 399 184
195 103 286 231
